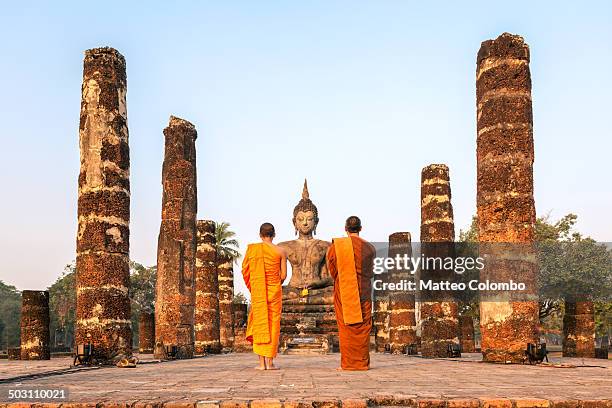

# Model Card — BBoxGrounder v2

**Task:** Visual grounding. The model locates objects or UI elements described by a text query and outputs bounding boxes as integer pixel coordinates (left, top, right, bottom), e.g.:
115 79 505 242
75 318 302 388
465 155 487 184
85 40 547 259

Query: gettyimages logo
365 241 612 302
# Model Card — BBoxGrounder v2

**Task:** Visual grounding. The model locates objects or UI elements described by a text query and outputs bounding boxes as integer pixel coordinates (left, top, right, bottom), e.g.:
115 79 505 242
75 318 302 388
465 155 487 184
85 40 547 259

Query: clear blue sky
0 1 610 296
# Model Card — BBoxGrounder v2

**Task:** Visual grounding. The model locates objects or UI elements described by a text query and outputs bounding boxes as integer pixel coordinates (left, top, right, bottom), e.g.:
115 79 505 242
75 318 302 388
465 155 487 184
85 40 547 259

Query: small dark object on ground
73 343 95 366
525 342 548 364
447 343 461 358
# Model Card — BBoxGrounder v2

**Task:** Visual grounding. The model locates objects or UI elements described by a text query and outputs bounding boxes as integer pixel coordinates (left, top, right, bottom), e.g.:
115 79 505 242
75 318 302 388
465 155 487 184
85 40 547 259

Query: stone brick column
373 294 390 352
563 301 595 358
476 33 539 363
20 291 50 360
233 303 248 329
373 248 390 353
387 232 417 354
217 253 235 350
420 164 460 358
154 116 198 359
138 312 155 353
195 220 221 354
76 47 132 361
459 315 476 353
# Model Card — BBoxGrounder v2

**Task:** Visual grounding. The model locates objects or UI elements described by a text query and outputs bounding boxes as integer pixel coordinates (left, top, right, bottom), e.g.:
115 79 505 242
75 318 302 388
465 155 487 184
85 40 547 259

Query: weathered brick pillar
232 303 248 329
387 232 417 354
373 296 390 352
138 312 155 353
476 33 539 363
459 315 476 353
195 220 221 354
373 255 390 352
563 301 595 358
420 164 460 358
76 47 132 361
20 291 50 360
154 116 198 359
217 253 235 350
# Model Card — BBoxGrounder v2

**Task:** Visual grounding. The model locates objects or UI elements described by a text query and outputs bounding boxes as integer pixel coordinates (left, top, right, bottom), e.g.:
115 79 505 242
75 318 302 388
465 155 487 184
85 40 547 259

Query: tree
0 281 21 350
48 262 76 349
536 214 611 320
129 262 157 345
458 213 612 335
214 221 241 262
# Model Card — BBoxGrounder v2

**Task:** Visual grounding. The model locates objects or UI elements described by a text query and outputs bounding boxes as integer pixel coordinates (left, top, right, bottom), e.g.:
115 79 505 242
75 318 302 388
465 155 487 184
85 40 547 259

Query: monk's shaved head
345 216 362 233
260 222 276 238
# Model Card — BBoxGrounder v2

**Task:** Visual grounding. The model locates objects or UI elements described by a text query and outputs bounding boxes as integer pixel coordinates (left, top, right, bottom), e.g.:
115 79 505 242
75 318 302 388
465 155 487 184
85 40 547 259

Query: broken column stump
459 315 476 353
476 33 539 363
195 220 221 354
373 295 390 352
138 312 155 354
387 232 417 354
20 290 50 360
232 303 252 353
76 47 132 362
420 164 460 358
233 303 248 329
154 116 198 360
563 301 595 358
373 251 391 352
217 253 235 350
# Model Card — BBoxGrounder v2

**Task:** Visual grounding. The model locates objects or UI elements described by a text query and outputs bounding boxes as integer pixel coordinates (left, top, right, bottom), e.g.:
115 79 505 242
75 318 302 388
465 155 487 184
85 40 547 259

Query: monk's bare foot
335 367 343 371
255 365 266 370
266 365 280 370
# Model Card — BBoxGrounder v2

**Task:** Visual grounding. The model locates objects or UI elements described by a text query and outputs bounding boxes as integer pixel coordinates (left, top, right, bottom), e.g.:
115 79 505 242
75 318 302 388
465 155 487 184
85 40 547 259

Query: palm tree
214 221 241 263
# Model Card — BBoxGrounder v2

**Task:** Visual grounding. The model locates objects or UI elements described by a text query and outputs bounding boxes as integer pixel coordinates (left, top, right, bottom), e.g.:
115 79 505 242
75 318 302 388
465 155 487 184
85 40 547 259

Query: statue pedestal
281 288 339 353
280 316 334 355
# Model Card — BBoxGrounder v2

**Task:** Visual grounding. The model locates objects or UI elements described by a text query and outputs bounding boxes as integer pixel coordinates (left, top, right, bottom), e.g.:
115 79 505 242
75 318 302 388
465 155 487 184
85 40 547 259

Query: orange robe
327 236 375 370
242 242 282 358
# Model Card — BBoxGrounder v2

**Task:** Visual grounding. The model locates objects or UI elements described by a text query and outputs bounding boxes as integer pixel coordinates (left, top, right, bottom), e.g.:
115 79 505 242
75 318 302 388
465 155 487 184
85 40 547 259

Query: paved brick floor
1 353 610 405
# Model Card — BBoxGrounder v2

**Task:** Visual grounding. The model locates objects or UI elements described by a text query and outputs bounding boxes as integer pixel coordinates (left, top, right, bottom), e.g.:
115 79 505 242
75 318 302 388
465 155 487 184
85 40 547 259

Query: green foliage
536 214 611 315
129 262 157 345
0 281 21 350
595 301 612 337
48 262 76 349
457 216 481 321
214 221 241 263
458 213 612 336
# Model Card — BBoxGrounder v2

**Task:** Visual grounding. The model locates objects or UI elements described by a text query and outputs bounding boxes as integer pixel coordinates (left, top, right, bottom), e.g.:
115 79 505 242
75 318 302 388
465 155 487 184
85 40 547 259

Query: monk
242 222 287 370
327 216 375 370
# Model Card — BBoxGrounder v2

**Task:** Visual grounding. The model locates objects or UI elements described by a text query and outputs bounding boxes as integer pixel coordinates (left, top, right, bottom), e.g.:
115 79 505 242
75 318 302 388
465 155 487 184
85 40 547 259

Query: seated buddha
279 180 333 303
278 180 337 352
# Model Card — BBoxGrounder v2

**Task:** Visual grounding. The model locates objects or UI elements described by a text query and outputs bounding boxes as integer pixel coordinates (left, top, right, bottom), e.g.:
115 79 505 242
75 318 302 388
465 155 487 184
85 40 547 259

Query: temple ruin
20 290 50 360
139 312 155 354
76 47 132 361
217 253 235 350
195 220 222 354
459 315 476 353
420 164 460 358
563 301 595 358
154 116 198 359
476 33 539 363
387 232 417 354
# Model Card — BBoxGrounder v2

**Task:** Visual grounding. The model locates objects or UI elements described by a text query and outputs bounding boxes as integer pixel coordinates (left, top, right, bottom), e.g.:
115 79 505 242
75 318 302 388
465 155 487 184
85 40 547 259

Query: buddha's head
292 179 319 237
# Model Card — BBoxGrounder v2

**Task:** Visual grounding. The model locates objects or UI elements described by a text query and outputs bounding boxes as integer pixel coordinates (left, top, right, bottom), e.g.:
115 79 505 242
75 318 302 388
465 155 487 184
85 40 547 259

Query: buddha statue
278 180 338 353
279 180 333 303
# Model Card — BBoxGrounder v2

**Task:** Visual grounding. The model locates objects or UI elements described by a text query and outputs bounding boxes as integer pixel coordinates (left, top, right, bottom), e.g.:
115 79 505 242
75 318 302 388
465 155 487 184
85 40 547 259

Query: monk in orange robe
327 215 375 370
242 222 287 370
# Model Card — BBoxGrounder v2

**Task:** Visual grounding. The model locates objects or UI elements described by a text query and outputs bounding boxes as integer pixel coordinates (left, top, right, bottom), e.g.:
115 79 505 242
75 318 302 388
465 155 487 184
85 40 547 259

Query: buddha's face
294 210 317 235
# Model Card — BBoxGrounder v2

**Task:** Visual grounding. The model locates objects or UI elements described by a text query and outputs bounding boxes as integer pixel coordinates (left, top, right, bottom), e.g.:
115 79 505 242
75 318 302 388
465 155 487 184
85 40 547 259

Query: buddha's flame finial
302 178 309 200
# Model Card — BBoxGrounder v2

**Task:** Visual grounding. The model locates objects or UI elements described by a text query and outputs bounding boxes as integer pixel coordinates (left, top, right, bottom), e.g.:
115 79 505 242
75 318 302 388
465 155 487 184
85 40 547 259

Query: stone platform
1 353 611 406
